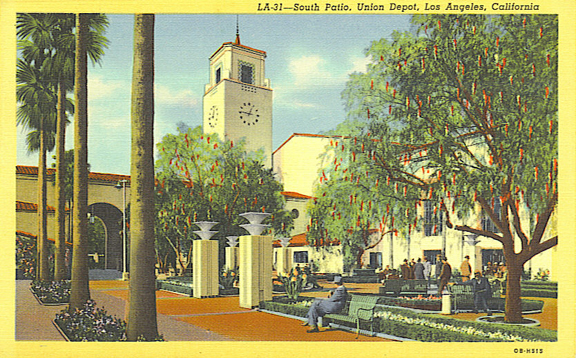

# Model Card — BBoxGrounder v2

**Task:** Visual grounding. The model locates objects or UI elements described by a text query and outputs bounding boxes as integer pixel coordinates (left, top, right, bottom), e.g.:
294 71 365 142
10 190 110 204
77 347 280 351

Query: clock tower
203 30 273 167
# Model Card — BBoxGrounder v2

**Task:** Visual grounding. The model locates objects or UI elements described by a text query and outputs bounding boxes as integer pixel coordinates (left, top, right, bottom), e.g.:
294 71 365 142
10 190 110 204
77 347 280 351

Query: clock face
208 105 219 128
238 102 260 126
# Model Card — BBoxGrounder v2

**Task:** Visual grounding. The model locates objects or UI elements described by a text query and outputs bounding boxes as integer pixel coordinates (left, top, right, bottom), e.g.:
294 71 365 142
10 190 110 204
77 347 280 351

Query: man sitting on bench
461 270 492 315
302 276 348 333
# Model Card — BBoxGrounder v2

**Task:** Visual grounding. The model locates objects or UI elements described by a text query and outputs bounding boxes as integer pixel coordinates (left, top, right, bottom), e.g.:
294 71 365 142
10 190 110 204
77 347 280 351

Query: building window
293 251 308 264
424 201 443 236
481 198 501 233
239 61 254 84
291 208 299 219
424 250 442 265
369 252 382 269
215 67 221 84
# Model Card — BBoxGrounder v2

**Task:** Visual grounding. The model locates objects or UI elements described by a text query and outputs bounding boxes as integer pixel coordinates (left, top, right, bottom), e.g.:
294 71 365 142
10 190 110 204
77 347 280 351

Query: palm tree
126 14 158 341
67 13 109 309
17 14 107 284
48 14 76 281
16 15 59 280
68 13 90 310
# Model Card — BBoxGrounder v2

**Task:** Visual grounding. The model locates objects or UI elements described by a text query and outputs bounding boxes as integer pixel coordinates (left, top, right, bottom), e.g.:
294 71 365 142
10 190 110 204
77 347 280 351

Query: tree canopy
155 126 293 270
309 14 557 322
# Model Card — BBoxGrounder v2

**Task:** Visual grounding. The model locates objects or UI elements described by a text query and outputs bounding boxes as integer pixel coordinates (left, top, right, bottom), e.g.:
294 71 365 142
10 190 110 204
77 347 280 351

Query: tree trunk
54 81 67 281
504 258 524 323
126 13 158 341
37 120 50 281
69 13 90 310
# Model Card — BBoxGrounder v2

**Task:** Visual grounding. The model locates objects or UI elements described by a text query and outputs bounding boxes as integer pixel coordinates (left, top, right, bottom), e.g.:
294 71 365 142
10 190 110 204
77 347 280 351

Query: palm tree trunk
54 81 67 281
37 119 50 281
69 13 90 310
126 13 158 341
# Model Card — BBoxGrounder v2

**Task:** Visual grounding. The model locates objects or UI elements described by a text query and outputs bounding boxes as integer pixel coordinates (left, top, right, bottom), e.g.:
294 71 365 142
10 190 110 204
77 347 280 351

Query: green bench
449 282 502 313
379 279 428 296
324 295 381 338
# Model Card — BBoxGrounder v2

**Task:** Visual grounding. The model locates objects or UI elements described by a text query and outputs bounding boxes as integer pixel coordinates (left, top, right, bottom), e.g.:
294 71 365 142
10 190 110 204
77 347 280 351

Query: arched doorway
88 202 126 271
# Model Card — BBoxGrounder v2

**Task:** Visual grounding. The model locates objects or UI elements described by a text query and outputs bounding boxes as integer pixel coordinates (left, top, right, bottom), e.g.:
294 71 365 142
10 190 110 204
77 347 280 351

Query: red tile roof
210 35 267 59
16 230 72 246
16 200 65 213
273 133 349 155
16 165 130 183
281 191 313 200
272 233 340 248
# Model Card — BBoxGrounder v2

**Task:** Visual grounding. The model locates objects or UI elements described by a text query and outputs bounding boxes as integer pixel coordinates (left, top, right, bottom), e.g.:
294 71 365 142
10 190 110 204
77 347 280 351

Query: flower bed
260 295 556 342
373 307 556 342
30 280 70 305
156 278 193 296
260 296 312 318
385 295 441 311
54 300 127 341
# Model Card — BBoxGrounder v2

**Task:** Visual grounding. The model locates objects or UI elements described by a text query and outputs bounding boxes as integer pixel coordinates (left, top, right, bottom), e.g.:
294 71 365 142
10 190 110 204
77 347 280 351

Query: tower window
215 68 221 84
239 61 254 84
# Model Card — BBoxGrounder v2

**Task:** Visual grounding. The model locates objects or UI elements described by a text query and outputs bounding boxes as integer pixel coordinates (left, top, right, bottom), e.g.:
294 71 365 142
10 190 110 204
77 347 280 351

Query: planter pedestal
275 247 292 274
225 246 239 270
193 240 219 298
239 235 273 308
442 292 452 314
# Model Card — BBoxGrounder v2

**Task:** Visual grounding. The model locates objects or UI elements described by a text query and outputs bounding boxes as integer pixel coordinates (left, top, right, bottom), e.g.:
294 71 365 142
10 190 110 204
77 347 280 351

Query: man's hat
333 276 343 284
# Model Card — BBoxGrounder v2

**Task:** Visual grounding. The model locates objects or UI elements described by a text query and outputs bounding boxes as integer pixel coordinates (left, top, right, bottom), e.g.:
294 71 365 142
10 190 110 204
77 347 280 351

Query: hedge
260 295 556 342
259 300 310 318
520 289 557 299
371 306 556 342
522 281 558 289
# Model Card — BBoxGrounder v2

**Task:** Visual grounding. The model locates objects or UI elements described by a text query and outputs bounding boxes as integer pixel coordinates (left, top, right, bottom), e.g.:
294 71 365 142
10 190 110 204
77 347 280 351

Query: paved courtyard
15 278 557 342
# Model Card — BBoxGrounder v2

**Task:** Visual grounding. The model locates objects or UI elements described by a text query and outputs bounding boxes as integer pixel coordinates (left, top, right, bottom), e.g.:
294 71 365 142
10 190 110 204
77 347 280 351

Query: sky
16 14 413 175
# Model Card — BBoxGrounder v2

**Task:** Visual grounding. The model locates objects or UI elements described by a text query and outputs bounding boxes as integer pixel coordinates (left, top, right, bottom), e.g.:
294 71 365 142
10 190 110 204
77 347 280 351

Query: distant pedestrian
460 255 472 282
414 258 425 280
400 259 410 279
409 258 416 279
435 254 443 279
438 256 452 296
423 256 432 281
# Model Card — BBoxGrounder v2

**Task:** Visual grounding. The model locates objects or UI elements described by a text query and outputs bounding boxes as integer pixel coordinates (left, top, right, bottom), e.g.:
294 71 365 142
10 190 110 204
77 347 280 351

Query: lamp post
116 179 128 280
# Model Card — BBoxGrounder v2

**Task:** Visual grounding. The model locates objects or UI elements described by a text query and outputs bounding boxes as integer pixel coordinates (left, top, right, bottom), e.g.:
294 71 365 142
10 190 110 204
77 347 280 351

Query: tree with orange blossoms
155 126 293 268
342 14 557 323
307 136 418 271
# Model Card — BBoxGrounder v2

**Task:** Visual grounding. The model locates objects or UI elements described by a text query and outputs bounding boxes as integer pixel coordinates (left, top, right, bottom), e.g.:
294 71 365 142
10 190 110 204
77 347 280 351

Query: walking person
302 276 348 333
423 256 432 281
460 255 472 282
437 256 452 296
435 254 443 280
400 259 411 279
414 258 425 280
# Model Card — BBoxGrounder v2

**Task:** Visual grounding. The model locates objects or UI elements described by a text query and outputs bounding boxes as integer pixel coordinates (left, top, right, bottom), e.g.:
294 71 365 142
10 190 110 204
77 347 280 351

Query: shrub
219 268 238 289
54 300 127 341
16 234 37 279
30 280 70 304
533 268 550 281
260 298 312 317
373 306 556 342
277 267 307 302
